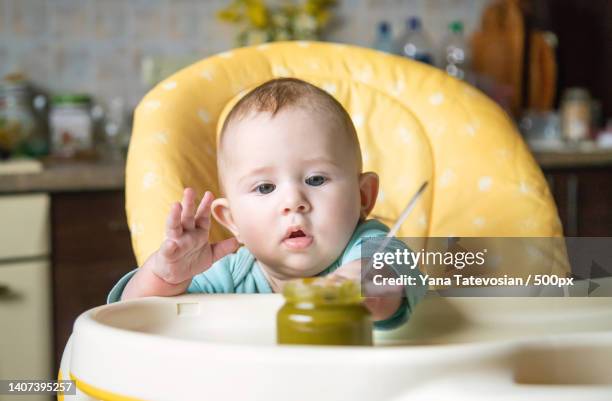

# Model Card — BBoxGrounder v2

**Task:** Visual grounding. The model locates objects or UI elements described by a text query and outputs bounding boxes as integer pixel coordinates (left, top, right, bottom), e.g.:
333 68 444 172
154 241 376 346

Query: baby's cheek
240 216 266 242
233 201 268 242
319 194 360 244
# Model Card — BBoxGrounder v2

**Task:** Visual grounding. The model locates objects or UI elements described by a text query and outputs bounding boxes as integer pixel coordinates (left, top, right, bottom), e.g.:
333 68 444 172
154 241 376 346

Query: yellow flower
304 1 318 15
305 0 336 14
316 9 330 26
246 2 268 28
218 0 336 43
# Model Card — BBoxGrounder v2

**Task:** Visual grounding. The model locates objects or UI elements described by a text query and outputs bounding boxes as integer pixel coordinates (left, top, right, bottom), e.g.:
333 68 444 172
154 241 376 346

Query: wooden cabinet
50 190 136 371
544 167 612 236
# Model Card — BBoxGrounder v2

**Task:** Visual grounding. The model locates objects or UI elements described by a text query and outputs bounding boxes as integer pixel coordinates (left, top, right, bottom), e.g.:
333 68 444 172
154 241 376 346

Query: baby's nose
283 203 308 214
282 192 311 214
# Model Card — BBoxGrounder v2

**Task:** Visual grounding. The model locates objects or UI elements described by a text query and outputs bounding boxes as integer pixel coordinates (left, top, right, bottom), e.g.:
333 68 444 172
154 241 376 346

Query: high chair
58 42 595 401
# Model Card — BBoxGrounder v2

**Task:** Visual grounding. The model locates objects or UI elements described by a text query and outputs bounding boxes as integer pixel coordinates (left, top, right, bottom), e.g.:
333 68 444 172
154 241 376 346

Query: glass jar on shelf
0 78 47 158
560 87 591 144
49 94 94 158
101 97 129 161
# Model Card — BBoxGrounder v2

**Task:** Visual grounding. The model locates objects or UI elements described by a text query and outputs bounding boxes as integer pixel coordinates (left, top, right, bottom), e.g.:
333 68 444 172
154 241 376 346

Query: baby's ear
211 198 242 242
358 172 379 218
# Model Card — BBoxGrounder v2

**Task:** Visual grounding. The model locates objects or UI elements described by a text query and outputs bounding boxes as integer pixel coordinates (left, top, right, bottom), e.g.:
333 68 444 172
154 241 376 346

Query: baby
109 78 425 328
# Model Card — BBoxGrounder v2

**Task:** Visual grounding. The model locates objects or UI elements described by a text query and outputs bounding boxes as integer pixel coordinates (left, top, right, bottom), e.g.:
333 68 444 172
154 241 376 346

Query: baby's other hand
331 259 403 321
152 188 240 285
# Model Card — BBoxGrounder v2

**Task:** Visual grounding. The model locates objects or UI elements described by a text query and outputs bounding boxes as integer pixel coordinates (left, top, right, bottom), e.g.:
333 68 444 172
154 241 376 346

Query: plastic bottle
439 21 470 80
561 87 591 143
372 21 395 54
396 17 434 65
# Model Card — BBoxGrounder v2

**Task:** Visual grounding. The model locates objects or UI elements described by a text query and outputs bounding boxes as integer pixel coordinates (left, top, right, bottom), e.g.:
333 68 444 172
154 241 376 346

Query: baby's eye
305 175 327 186
255 183 275 194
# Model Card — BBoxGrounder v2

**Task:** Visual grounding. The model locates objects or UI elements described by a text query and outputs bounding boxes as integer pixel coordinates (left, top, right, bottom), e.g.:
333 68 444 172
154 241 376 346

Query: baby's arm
331 259 403 322
122 188 239 301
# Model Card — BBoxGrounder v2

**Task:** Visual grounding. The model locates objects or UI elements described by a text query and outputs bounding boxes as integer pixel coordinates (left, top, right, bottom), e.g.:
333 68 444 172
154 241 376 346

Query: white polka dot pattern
439 169 455 188
322 82 337 95
142 172 158 189
473 217 486 228
272 65 291 77
198 109 211 124
352 114 365 128
153 132 168 144
130 222 144 237
429 93 444 105
398 127 411 143
162 81 177 90
478 176 492 191
142 100 161 112
200 69 214 80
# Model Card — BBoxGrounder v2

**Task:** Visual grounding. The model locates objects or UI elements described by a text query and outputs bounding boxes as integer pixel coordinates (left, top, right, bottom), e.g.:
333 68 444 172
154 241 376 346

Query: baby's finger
160 238 179 259
363 297 383 315
363 296 403 321
194 191 213 232
329 260 362 282
181 188 196 231
165 202 183 239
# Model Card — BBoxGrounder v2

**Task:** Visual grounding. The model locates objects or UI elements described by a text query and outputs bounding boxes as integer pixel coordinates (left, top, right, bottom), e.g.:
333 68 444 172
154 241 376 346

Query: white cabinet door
0 259 53 401
0 194 50 260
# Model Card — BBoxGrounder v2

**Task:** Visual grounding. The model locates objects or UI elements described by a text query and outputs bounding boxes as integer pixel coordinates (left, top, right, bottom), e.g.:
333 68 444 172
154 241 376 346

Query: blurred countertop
1 147 611 194
0 157 125 193
533 147 612 169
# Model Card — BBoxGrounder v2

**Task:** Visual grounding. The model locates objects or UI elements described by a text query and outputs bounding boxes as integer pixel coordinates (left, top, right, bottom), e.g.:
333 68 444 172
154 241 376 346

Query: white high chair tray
62 281 612 401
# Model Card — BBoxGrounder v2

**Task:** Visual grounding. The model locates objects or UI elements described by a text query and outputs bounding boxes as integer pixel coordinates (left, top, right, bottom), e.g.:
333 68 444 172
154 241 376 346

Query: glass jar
50 94 93 158
0 80 41 158
101 97 129 161
277 277 373 346
561 87 591 143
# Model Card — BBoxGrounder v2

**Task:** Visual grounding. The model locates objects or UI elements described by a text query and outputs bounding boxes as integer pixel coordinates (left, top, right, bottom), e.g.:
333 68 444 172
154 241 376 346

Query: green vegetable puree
277 277 373 346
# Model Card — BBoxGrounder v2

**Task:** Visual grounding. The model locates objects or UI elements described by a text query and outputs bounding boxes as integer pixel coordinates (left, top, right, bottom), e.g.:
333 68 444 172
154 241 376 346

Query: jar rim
282 277 363 305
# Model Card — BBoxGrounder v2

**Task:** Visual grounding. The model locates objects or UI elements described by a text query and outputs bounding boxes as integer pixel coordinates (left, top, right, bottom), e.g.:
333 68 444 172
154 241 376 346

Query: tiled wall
0 0 493 108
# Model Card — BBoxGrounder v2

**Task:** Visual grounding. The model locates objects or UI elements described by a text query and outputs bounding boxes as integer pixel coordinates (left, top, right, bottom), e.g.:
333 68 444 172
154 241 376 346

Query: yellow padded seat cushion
126 41 563 272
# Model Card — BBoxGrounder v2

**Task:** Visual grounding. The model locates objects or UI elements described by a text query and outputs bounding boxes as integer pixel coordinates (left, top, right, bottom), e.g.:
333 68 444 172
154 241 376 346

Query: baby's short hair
219 78 362 168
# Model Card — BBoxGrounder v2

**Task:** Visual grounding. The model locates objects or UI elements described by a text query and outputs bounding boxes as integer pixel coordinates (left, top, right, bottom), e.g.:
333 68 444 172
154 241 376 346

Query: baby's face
215 107 364 278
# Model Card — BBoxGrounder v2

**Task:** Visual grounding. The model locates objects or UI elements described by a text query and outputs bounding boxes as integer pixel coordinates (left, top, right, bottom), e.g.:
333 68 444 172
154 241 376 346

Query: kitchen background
0 0 611 396
1 0 492 108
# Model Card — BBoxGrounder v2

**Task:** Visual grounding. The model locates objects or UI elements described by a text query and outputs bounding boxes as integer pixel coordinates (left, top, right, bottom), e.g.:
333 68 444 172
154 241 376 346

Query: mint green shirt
107 219 426 329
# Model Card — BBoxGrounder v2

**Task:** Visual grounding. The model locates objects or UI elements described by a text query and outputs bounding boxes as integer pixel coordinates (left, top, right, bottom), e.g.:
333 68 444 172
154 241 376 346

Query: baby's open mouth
288 230 305 238
283 227 313 250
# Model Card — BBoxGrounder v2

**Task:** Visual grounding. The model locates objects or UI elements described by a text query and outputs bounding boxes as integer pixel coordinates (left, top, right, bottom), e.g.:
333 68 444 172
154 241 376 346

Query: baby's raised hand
151 188 239 285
